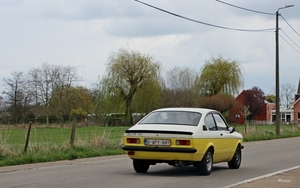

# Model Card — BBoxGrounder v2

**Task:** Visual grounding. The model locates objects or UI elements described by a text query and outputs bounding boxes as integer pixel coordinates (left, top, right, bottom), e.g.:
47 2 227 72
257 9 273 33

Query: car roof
152 107 218 114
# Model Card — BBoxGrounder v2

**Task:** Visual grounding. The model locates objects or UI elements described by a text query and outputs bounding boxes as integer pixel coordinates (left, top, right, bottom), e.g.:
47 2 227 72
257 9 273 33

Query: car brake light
176 140 190 145
127 138 140 144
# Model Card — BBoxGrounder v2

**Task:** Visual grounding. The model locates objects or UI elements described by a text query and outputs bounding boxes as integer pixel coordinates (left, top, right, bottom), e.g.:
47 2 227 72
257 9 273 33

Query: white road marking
223 165 300 188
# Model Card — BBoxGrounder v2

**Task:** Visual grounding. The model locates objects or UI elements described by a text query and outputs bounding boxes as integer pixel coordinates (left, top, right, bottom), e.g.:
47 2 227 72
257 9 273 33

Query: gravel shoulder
229 166 300 188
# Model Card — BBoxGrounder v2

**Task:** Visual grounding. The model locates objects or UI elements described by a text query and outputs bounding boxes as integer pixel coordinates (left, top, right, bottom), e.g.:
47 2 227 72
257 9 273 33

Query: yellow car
122 108 243 175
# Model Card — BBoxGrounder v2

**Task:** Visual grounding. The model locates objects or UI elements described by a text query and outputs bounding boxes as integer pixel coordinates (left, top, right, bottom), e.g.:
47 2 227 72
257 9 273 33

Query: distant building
229 90 275 124
229 79 300 125
286 79 300 124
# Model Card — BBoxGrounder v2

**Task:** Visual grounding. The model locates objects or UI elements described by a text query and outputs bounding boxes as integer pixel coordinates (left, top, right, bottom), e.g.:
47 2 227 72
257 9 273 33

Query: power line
215 0 275 15
280 15 300 38
216 0 299 39
280 29 300 50
215 0 300 55
134 0 275 32
279 34 300 54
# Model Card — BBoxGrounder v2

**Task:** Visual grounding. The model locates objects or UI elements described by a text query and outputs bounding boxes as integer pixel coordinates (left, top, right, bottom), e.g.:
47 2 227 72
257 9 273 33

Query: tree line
0 48 296 126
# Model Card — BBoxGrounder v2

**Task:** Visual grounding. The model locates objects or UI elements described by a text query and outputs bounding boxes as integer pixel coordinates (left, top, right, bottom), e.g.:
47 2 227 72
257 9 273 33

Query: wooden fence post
70 118 77 147
24 121 32 154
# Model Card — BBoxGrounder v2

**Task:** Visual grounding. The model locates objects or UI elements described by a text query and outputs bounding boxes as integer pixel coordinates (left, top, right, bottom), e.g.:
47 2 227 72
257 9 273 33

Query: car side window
213 114 228 130
204 114 217 130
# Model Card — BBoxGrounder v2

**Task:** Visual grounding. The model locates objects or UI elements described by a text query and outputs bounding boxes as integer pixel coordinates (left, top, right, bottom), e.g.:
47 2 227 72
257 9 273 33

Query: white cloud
1 0 300 94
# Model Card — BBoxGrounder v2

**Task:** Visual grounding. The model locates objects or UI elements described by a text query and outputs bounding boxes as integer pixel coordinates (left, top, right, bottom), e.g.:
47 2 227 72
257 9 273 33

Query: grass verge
0 124 300 167
0 126 126 167
235 124 300 142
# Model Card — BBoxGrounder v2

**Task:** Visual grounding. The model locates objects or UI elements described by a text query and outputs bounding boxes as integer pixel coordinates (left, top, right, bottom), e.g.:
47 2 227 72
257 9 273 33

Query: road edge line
223 165 300 188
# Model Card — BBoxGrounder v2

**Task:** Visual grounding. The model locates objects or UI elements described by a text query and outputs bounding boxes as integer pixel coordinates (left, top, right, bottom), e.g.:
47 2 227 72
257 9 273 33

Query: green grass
0 126 128 146
0 125 128 167
234 124 300 142
0 123 300 167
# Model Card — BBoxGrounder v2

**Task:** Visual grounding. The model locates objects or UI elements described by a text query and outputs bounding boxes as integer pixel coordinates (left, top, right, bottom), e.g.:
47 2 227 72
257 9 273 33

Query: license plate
144 139 171 146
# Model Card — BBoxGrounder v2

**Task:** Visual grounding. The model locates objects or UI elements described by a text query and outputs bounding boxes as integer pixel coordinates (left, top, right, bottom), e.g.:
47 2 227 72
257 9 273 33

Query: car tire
228 145 242 169
133 159 150 173
196 149 213 175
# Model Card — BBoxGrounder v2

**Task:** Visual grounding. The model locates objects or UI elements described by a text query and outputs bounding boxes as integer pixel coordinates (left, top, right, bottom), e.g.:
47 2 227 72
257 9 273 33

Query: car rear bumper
122 145 197 153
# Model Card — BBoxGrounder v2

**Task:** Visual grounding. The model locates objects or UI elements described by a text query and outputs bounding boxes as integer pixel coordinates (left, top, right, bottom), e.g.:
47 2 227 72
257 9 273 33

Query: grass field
0 123 300 167
0 125 128 146
0 125 129 167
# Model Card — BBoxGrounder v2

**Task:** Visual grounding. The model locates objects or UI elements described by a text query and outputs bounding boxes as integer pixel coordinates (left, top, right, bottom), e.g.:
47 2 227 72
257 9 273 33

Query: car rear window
139 111 202 126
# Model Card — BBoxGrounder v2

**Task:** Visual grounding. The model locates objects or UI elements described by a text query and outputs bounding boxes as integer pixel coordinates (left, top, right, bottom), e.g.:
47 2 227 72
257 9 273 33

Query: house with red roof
229 79 300 125
228 90 275 124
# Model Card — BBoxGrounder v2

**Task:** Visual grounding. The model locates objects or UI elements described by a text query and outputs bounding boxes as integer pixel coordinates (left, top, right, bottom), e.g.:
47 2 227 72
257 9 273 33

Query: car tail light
128 151 135 155
176 140 190 145
127 138 140 144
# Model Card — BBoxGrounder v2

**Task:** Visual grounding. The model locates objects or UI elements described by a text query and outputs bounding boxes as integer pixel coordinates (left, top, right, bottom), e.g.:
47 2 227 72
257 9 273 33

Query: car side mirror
228 127 235 133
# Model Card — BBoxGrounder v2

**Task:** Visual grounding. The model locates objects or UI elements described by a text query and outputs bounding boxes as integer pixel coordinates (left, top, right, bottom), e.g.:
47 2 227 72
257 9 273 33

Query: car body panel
123 136 241 162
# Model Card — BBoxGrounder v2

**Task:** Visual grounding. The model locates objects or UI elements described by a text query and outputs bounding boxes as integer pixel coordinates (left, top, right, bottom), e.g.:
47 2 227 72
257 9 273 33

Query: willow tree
104 48 161 126
197 56 243 96
132 78 163 114
94 76 124 124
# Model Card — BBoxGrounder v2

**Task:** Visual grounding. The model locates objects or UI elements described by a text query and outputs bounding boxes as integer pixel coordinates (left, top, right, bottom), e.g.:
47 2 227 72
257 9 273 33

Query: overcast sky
1 0 300 95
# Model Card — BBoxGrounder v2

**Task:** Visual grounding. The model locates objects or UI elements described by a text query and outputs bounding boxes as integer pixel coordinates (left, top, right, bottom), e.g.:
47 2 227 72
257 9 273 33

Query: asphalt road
1 137 300 188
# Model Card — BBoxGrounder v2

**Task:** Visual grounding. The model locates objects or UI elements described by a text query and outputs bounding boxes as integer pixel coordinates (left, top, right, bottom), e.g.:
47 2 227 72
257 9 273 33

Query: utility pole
275 5 294 136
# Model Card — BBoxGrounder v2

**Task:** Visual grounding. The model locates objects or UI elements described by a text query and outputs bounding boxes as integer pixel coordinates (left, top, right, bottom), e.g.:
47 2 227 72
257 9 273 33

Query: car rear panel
123 133 242 162
123 125 202 161
122 123 242 162
123 129 203 161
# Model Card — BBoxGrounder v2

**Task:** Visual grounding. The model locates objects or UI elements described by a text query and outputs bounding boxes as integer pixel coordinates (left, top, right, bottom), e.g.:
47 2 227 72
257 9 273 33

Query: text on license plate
144 139 171 146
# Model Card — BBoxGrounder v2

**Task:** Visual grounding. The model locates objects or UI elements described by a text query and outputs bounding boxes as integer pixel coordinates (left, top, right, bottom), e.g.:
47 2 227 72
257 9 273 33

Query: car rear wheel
228 145 242 169
195 149 213 175
133 159 150 173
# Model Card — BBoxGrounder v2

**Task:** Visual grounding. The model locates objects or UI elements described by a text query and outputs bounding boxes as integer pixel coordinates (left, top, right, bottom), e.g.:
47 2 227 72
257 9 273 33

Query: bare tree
0 95 4 111
27 63 54 125
27 63 81 125
280 83 296 108
25 70 40 124
50 66 83 124
270 83 296 108
2 71 29 124
0 95 9 123
162 66 198 107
